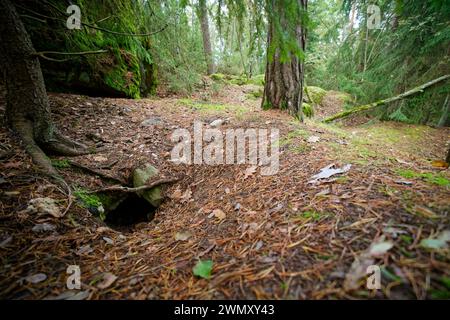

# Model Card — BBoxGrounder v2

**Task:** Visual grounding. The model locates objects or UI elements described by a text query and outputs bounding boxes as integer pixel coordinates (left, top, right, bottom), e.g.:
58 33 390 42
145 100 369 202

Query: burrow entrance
80 191 159 231
103 193 157 227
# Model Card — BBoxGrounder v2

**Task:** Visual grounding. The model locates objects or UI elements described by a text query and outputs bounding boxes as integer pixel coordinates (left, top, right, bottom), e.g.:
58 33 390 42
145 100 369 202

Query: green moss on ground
396 169 449 187
210 73 265 86
178 99 247 115
51 159 70 169
246 88 263 100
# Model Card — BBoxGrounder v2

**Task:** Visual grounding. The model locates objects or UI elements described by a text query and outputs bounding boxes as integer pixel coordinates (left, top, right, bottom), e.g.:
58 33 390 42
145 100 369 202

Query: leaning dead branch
323 74 450 123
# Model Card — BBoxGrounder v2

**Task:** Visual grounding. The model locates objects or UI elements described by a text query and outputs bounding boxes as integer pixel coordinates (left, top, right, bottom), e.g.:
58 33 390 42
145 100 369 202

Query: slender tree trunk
347 4 356 36
197 0 214 75
437 94 449 127
262 0 307 119
237 22 249 79
0 0 86 177
446 147 450 164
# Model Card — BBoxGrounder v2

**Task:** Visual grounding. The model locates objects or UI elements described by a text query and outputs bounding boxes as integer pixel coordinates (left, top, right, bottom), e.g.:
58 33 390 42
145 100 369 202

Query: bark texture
262 0 307 119
0 0 86 177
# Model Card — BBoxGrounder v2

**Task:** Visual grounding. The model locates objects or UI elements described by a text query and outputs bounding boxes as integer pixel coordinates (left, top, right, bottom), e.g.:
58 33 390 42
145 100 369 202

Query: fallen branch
33 50 108 62
88 177 180 193
323 74 450 123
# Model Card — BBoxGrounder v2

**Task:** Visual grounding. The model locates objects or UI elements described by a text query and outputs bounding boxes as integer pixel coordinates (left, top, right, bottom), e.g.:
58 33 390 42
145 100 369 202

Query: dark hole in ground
104 193 156 228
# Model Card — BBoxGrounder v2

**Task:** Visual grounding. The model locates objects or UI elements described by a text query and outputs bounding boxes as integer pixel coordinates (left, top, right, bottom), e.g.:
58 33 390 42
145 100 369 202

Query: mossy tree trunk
262 0 307 119
0 0 87 177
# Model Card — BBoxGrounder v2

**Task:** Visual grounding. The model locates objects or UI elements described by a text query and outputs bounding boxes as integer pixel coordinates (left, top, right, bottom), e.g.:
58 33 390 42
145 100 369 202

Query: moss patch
51 159 70 169
246 88 263 100
178 99 247 115
210 73 264 86
396 169 450 187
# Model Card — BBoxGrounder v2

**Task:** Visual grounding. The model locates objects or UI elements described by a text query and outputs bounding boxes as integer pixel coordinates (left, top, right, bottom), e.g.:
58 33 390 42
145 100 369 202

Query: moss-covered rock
133 164 162 207
304 86 327 105
211 73 226 81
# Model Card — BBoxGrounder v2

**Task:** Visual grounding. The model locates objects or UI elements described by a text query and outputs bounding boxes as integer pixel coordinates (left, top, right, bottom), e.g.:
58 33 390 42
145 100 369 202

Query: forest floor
1 82 449 299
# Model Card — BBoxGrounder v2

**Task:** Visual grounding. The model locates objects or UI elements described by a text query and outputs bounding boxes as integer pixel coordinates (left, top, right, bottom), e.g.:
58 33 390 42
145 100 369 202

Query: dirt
1 84 449 299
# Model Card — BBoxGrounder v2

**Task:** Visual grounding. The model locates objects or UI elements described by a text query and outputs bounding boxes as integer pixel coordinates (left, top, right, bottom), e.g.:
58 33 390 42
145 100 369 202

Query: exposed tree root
12 120 90 185
15 121 59 178
54 130 88 150
44 140 89 157
88 177 180 193
69 160 127 185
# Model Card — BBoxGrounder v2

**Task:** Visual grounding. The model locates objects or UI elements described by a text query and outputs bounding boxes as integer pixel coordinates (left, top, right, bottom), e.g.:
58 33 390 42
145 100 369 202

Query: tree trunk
0 0 86 177
197 0 214 75
262 0 307 119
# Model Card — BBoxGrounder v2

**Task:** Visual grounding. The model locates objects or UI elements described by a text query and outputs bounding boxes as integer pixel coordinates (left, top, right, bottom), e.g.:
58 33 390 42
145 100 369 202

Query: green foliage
23 0 209 96
247 74 265 86
299 210 323 221
302 103 314 118
307 0 450 125
193 260 213 279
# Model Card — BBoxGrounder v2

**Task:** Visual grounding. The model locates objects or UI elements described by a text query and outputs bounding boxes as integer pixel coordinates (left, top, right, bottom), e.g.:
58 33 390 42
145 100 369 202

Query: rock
307 135 320 143
76 245 93 255
175 231 192 241
304 86 327 105
32 223 56 233
209 119 224 127
26 197 62 218
45 290 90 300
141 117 162 127
132 164 162 207
25 273 47 284
210 73 226 81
